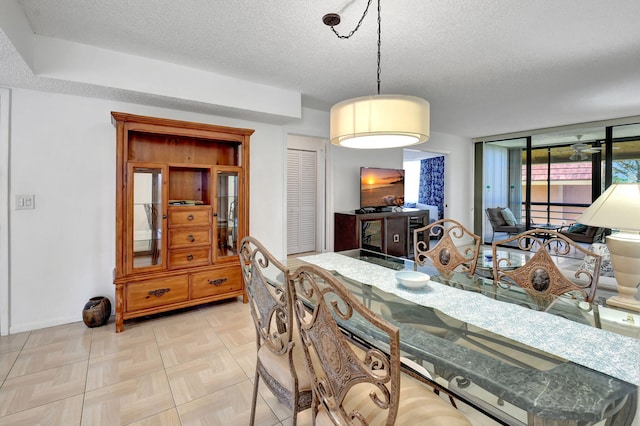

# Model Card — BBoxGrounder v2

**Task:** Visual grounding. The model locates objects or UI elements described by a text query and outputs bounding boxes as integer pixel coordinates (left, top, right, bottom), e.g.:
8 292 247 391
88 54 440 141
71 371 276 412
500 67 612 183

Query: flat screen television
360 167 405 208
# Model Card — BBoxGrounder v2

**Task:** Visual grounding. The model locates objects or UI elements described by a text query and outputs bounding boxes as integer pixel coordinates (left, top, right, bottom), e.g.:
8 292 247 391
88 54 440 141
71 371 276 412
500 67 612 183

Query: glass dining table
297 248 639 426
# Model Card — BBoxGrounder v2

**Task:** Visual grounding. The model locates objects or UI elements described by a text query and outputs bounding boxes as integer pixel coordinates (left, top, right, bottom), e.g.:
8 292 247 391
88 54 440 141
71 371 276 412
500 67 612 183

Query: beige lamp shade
578 183 640 311
577 183 640 231
329 94 430 149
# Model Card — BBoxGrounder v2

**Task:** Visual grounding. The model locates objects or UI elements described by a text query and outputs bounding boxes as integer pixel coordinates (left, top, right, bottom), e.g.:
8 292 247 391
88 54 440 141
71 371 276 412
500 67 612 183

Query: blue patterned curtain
418 156 445 219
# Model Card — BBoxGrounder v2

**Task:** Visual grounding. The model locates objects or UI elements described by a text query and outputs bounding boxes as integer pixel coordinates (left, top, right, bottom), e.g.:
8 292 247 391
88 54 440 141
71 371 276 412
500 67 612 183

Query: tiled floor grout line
152 323 180 426
0 362 87 422
0 330 30 391
79 327 96 426
199 308 286 426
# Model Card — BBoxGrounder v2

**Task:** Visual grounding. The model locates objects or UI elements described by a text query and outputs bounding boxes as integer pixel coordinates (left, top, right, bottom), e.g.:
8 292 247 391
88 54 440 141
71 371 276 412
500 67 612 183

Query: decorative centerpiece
395 271 430 289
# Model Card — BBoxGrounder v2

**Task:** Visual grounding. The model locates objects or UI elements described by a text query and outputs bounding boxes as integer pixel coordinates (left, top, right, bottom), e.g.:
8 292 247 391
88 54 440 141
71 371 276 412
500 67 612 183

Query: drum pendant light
324 0 430 149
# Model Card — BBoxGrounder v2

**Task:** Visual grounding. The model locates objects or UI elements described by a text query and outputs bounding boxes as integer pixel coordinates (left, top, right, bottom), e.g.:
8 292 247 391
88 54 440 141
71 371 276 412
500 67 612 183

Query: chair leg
433 388 458 408
250 370 260 426
448 394 458 408
291 395 298 426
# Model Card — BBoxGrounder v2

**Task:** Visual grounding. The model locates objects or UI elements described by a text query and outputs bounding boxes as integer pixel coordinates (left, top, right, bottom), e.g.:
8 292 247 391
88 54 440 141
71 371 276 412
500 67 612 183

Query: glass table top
475 248 528 278
297 248 639 426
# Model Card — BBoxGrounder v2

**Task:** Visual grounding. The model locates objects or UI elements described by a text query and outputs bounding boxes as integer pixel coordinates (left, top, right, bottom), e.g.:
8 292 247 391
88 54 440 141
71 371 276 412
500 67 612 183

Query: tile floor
0 297 498 426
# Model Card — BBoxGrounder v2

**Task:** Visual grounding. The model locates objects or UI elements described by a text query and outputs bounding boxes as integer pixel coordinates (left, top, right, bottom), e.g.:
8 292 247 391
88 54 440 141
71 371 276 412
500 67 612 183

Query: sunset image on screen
360 168 404 207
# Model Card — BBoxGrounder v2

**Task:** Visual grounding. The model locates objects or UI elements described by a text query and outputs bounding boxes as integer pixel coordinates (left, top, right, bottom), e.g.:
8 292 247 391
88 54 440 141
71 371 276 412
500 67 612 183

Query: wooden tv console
334 209 430 258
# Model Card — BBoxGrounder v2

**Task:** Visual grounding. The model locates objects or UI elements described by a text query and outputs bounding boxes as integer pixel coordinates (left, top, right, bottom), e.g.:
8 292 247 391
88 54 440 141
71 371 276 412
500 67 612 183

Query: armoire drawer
191 268 242 299
126 276 189 311
168 207 211 226
169 228 211 248
168 247 211 269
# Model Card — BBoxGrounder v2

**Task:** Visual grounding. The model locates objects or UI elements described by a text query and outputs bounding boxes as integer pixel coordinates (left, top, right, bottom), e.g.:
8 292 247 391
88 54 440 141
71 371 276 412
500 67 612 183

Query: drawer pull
187 214 194 221
187 254 194 261
187 234 195 242
147 288 170 298
209 278 227 286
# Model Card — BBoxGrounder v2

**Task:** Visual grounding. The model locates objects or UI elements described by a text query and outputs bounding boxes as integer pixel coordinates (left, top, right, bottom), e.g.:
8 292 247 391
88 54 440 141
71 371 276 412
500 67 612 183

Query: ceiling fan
568 135 602 161
569 143 602 161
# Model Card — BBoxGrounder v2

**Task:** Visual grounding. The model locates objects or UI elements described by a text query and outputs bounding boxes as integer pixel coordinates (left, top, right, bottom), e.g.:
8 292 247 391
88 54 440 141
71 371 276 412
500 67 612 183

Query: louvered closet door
287 149 317 254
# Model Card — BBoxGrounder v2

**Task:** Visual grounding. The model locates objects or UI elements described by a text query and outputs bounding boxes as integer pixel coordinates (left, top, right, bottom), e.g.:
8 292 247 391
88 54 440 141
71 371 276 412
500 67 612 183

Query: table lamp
577 183 640 311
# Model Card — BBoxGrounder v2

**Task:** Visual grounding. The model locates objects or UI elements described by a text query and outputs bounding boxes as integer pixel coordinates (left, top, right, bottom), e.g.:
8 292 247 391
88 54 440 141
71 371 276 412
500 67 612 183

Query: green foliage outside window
612 159 640 183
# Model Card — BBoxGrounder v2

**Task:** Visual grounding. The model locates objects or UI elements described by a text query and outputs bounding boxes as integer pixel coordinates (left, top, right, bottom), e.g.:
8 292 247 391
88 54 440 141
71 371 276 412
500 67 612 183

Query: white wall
6 88 327 333
0 88 10 335
5 87 473 333
403 160 421 203
10 90 117 332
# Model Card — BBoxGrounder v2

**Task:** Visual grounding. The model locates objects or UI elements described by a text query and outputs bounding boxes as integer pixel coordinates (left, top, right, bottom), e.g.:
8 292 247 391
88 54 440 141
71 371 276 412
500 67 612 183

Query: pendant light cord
326 0 383 95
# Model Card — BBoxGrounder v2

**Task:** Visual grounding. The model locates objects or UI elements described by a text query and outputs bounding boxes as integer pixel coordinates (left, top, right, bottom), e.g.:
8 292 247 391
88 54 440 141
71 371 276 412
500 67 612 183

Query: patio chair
485 207 527 243
558 223 607 244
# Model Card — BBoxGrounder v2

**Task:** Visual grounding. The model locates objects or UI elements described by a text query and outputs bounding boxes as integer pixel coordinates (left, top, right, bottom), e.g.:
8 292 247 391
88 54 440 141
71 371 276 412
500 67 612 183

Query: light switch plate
16 194 35 210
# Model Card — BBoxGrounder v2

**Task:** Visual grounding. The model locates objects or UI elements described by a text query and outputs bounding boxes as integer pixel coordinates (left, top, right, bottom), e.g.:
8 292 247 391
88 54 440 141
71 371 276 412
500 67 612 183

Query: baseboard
10 315 83 334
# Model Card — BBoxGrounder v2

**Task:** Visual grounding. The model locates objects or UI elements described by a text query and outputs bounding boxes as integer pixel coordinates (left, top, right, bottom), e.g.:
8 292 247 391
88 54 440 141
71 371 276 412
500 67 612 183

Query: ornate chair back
238 236 311 425
289 264 472 425
414 218 482 277
491 230 602 306
290 264 401 424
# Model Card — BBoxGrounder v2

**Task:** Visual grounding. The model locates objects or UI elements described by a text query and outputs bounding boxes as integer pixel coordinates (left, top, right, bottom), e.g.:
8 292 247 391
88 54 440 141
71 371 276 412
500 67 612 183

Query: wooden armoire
111 112 252 332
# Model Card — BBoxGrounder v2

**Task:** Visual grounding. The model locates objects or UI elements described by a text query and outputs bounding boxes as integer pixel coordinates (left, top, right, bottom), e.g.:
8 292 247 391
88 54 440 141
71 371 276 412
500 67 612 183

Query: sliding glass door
476 121 640 243
528 144 599 226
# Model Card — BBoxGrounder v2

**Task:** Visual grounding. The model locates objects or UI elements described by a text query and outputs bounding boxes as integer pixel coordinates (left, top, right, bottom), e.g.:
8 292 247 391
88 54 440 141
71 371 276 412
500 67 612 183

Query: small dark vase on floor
82 296 111 328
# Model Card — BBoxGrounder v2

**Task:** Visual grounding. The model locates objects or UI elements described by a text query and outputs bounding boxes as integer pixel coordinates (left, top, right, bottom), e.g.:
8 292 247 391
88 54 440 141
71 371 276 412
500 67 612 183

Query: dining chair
238 237 312 425
491 229 602 305
414 218 482 277
289 263 472 425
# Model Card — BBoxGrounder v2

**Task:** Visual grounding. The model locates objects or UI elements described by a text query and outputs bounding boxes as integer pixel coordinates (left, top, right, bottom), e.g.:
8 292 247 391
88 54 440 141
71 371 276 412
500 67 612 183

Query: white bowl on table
395 271 430 289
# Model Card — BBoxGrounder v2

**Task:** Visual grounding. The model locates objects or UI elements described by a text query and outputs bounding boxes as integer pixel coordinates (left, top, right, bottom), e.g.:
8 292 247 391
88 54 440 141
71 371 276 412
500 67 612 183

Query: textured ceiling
1 0 640 138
